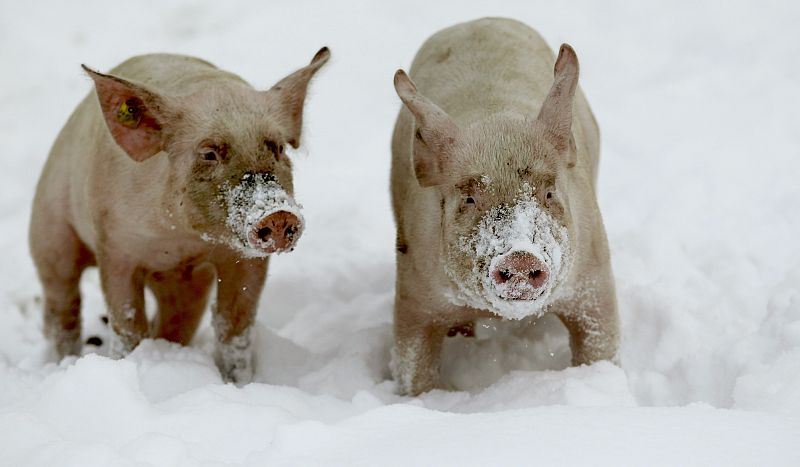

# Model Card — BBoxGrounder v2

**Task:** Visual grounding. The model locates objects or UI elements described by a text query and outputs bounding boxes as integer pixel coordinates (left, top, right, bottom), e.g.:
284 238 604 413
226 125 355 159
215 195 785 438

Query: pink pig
390 19 619 395
29 48 330 383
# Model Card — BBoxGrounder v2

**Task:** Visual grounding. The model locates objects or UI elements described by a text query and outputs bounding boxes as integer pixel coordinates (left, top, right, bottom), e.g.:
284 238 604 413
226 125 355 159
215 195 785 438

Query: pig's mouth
218 173 304 257
445 196 571 320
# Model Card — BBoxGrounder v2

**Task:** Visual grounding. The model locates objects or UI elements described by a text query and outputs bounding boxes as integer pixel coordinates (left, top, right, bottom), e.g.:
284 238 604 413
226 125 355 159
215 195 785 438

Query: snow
2 0 800 466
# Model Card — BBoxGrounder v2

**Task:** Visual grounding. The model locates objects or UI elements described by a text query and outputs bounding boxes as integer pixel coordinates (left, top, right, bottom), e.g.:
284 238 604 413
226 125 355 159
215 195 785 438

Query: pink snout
249 211 301 253
491 251 550 300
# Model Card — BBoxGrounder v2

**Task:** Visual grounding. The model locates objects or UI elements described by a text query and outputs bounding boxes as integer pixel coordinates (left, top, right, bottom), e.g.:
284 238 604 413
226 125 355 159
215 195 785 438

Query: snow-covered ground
2 0 800 465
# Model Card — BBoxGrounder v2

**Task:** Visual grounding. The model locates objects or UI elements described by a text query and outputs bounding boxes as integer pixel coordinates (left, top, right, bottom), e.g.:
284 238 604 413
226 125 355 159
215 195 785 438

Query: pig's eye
198 148 221 163
544 188 557 206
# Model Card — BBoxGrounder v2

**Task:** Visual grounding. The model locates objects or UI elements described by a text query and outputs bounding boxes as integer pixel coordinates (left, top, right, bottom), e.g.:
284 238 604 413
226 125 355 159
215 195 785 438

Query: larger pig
29 48 330 383
390 18 619 395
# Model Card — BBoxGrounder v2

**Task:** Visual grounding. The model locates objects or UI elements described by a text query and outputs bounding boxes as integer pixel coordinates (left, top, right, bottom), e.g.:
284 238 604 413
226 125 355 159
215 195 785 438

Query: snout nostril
527 267 548 289
285 225 296 238
498 269 512 282
257 226 272 240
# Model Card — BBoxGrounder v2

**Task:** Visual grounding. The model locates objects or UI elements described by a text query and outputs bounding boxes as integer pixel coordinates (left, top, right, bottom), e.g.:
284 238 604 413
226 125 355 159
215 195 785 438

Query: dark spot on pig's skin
517 167 532 178
435 48 452 63
180 264 194 281
100 315 109 325
86 336 103 346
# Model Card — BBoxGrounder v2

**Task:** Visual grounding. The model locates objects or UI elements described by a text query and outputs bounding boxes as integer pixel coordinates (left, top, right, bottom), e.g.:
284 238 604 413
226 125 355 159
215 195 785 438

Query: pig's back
107 53 250 95
408 18 556 126
396 18 599 189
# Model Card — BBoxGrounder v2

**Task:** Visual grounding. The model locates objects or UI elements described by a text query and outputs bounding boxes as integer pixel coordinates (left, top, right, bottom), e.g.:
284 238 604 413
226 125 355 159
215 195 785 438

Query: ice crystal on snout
445 191 571 320
207 173 304 258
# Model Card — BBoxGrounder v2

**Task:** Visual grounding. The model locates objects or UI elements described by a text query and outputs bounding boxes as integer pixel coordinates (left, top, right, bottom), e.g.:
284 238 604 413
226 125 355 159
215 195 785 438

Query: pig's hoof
215 342 254 386
223 366 254 386
218 357 254 385
106 333 141 359
45 326 82 359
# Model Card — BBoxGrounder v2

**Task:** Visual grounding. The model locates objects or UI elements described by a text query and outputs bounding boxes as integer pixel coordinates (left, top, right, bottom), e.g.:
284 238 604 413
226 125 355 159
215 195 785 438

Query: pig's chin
443 197 572 320
199 232 273 258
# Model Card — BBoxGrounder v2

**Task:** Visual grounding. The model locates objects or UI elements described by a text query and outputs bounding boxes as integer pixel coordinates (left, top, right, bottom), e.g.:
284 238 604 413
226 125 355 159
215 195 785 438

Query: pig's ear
394 70 461 188
267 47 330 149
82 65 172 162
536 44 579 156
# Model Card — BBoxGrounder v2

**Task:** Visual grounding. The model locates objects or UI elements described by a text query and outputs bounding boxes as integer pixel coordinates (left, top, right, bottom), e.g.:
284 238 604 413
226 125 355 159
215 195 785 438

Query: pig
390 18 619 395
29 47 330 383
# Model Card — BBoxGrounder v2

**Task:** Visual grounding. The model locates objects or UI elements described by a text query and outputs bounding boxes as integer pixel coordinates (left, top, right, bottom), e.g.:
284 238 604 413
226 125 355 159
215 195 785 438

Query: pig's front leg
553 276 620 366
98 257 149 356
392 294 448 396
212 256 268 384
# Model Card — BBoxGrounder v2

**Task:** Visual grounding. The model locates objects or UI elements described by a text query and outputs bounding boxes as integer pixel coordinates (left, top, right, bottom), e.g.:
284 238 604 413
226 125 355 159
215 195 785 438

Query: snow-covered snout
224 173 304 255
449 195 571 319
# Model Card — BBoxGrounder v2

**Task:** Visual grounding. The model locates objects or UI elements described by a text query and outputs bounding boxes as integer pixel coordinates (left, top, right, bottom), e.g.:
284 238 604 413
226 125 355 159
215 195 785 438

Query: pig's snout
491 251 549 300
249 211 302 254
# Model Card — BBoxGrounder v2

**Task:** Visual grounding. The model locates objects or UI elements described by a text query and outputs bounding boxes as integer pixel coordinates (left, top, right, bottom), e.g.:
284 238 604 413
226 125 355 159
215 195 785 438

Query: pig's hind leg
149 263 215 345
30 219 95 358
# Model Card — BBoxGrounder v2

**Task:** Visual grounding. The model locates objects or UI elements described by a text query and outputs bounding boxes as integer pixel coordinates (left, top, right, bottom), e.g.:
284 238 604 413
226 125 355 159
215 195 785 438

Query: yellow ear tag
116 100 141 128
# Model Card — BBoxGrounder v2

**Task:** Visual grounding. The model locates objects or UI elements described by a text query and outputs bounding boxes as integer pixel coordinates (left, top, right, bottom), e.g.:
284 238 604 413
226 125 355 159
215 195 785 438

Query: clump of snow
217 172 304 258
446 188 571 320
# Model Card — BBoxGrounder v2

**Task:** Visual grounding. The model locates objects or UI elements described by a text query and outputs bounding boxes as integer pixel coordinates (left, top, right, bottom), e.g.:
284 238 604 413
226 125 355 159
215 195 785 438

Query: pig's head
84 48 330 257
394 44 582 320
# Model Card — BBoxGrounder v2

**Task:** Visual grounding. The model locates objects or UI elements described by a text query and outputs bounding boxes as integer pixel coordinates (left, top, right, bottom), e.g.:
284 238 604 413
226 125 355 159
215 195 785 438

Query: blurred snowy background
1 0 799 465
